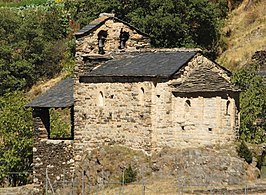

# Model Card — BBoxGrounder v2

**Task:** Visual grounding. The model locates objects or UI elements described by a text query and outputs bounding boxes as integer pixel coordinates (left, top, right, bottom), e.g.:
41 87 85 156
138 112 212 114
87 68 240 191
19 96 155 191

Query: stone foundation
32 109 74 194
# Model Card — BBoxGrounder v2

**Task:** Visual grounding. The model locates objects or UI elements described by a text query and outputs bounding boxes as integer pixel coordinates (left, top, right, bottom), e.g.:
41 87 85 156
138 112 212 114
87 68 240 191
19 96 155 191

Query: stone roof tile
82 51 197 78
26 77 74 108
173 66 239 93
74 16 149 37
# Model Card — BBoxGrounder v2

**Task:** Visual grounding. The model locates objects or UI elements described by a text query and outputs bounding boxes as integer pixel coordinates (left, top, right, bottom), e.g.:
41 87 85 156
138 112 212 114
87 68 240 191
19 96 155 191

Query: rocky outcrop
252 50 266 66
74 145 258 187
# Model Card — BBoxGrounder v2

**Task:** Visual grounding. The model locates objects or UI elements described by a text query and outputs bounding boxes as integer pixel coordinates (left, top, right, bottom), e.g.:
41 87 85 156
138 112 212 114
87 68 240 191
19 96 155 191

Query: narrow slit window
185 100 191 107
226 100 230 115
185 100 191 112
141 87 144 93
99 91 104 106
139 87 144 105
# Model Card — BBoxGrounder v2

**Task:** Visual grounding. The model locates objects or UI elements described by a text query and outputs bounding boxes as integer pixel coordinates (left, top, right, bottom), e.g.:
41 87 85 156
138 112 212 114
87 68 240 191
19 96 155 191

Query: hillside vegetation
219 0 266 144
218 0 266 70
0 0 47 7
0 0 265 187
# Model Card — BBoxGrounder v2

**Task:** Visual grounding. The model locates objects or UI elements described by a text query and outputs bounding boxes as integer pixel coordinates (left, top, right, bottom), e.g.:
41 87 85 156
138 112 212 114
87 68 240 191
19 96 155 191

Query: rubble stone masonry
32 109 74 194
75 19 150 55
74 55 240 158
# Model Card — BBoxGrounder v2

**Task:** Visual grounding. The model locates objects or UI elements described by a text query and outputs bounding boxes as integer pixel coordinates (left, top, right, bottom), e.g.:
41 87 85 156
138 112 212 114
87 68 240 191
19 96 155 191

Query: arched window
226 100 230 115
185 100 191 107
98 91 104 106
98 30 108 54
119 28 129 49
139 87 144 105
185 99 191 112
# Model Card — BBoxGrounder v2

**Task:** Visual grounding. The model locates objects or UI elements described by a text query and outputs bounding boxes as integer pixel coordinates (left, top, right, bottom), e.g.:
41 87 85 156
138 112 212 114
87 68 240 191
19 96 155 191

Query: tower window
98 30 108 54
119 29 129 49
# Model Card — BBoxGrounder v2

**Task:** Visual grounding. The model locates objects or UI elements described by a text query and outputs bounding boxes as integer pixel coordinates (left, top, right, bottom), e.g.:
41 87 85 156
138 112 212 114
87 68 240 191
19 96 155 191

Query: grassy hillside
0 0 47 7
217 0 266 70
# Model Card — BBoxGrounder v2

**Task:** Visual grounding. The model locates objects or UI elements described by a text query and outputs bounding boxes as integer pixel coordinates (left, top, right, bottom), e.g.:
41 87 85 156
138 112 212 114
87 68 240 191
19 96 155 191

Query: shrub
122 165 137 184
232 64 266 144
0 92 33 186
256 149 266 170
238 141 253 164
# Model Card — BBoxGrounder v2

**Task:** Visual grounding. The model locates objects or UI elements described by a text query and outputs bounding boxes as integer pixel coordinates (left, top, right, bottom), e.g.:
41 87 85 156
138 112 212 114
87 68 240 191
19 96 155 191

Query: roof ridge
74 15 150 37
111 48 202 55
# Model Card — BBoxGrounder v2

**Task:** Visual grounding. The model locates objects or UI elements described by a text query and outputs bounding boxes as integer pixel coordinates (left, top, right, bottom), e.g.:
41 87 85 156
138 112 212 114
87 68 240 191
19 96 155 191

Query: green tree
0 4 72 95
121 165 137 184
0 92 33 186
238 141 253 164
65 0 227 58
50 108 72 139
232 64 266 143
0 9 35 94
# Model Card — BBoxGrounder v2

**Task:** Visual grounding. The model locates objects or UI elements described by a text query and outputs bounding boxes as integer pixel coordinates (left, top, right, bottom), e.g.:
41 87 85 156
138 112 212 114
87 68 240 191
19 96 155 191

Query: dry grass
88 177 179 195
217 0 266 71
86 177 266 195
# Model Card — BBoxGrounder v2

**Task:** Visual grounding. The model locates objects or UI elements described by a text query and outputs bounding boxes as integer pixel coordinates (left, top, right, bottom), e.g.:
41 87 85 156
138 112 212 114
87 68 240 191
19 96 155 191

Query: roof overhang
26 78 74 108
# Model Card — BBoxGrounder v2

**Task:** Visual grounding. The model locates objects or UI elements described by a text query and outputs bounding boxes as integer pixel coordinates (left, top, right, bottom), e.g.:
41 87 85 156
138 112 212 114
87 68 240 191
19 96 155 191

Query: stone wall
151 55 239 150
74 54 240 157
32 109 74 194
152 89 239 149
74 81 153 159
75 18 150 56
75 18 150 77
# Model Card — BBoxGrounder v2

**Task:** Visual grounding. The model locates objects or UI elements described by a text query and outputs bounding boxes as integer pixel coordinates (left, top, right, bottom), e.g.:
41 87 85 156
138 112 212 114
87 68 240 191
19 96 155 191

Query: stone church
27 13 240 192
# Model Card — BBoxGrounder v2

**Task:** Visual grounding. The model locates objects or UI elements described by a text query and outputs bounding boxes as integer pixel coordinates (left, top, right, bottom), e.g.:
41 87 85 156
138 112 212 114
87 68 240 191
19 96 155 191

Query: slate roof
82 51 197 78
74 16 149 37
26 78 74 108
74 16 109 36
172 66 239 93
